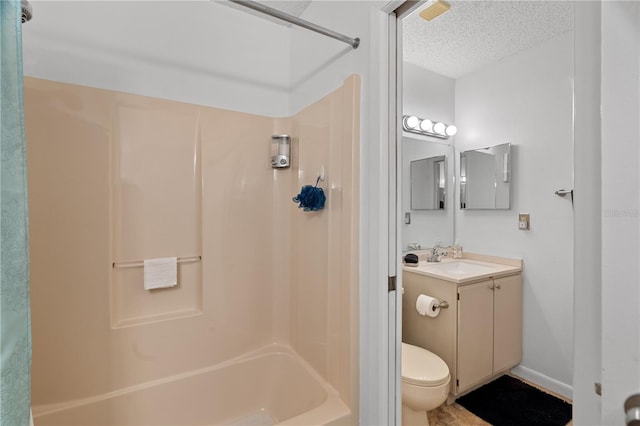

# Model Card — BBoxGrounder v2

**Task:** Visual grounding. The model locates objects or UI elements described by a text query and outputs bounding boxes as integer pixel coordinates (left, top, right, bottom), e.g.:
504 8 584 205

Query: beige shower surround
25 75 360 424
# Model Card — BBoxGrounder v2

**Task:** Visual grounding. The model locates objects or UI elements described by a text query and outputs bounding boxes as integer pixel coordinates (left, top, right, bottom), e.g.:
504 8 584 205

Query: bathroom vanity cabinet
457 275 522 393
402 256 522 401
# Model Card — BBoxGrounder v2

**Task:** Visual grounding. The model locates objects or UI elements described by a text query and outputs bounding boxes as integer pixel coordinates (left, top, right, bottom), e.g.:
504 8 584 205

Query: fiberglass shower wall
27 80 280 403
24 0 359 417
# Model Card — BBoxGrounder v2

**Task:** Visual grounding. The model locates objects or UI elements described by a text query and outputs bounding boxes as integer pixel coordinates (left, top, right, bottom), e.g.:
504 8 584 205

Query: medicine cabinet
460 143 511 210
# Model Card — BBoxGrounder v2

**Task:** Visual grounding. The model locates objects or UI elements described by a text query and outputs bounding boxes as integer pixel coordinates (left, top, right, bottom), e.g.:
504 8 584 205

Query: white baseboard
510 365 573 401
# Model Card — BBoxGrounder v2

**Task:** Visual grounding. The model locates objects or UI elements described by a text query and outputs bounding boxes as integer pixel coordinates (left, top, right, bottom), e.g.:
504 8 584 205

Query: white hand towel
144 257 177 290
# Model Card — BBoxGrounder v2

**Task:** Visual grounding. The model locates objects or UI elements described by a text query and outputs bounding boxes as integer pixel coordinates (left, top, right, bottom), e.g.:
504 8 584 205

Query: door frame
572 2 602 423
385 2 427 425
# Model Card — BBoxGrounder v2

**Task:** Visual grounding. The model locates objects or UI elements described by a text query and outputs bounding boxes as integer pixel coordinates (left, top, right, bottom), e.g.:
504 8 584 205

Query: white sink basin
403 255 522 284
425 260 497 275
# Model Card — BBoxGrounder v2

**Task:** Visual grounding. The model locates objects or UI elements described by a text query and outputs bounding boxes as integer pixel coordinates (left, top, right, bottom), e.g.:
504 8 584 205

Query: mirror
410 155 446 210
403 137 454 248
460 143 511 210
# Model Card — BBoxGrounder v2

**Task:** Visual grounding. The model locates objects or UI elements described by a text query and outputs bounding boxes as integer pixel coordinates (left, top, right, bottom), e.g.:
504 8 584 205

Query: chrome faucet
427 241 445 262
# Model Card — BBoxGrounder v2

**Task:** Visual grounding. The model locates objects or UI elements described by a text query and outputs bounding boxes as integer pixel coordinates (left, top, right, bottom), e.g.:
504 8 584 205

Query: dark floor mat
456 375 572 426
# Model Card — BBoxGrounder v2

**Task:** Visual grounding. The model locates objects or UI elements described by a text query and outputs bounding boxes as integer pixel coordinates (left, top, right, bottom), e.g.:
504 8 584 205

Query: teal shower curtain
0 1 32 425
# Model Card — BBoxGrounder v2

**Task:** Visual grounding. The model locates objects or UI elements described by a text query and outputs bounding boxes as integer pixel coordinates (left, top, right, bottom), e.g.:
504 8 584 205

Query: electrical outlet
518 213 530 230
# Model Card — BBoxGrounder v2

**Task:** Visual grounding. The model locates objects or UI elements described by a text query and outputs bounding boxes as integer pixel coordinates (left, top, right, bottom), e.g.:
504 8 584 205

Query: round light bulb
445 125 458 136
433 122 446 135
419 119 433 132
404 116 420 129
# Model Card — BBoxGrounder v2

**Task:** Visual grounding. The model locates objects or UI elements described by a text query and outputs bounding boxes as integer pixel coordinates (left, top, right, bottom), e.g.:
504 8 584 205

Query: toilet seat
401 342 449 387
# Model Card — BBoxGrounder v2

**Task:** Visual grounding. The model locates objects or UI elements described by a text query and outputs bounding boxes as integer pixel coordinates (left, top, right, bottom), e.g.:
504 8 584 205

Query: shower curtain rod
228 0 360 49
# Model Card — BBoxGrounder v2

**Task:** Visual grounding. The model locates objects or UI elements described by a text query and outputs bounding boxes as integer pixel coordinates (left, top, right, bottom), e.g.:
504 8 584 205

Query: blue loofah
292 177 326 211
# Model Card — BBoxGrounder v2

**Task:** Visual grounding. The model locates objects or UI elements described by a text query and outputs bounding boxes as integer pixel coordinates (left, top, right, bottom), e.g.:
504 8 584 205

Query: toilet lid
401 343 450 386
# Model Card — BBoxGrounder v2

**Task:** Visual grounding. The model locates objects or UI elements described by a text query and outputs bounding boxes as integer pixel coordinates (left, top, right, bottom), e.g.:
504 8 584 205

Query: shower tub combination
26 1 360 423
26 55 360 426
33 345 350 425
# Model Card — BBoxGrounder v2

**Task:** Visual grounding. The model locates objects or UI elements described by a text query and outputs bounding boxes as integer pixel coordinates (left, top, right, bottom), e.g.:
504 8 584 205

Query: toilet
401 342 450 426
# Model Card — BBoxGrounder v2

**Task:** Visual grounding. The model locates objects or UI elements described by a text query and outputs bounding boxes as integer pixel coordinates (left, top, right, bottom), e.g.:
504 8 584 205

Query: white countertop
402 256 522 284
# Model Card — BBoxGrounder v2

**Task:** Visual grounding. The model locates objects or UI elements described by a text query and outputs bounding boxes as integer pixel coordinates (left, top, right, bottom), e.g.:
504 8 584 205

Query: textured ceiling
403 1 574 79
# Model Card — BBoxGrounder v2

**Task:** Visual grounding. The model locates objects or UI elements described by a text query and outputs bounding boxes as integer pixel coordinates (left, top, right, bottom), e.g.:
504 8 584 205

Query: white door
600 1 640 424
575 2 640 424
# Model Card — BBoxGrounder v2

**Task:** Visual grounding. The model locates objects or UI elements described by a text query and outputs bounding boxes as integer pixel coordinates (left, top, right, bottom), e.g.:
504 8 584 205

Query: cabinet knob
489 284 495 290
495 284 501 290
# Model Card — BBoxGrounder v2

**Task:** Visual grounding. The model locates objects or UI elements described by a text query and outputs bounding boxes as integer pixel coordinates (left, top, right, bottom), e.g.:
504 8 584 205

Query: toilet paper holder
416 295 449 317
434 300 449 309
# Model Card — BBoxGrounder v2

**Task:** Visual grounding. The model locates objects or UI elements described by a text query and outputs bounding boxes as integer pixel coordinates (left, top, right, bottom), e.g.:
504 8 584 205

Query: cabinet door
457 280 494 393
493 274 523 373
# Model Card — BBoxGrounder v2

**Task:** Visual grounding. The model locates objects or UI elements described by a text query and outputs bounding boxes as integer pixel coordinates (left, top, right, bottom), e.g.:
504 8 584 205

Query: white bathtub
33 345 351 425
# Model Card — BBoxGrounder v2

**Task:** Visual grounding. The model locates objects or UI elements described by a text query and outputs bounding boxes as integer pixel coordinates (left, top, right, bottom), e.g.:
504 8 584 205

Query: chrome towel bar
113 256 201 269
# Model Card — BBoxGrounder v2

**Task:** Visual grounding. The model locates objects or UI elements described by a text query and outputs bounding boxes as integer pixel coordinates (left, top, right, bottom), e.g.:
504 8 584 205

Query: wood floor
427 402 490 425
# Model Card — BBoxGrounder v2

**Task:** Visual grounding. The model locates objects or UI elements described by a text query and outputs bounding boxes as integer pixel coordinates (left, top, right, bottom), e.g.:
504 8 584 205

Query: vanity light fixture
403 115 420 130
402 115 457 139
419 119 433 132
433 121 446 136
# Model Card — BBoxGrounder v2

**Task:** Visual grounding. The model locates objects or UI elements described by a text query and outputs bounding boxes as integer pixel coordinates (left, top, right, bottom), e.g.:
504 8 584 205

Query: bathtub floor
227 411 276 426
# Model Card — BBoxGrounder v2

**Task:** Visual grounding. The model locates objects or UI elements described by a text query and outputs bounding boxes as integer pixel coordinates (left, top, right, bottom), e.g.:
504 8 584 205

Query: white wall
454 32 574 397
401 63 455 249
403 62 454 126
289 2 370 113
22 1 292 117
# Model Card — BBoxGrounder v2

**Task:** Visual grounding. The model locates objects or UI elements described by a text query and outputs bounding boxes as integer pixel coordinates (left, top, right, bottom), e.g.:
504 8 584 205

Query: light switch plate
518 213 530 230
405 212 411 224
